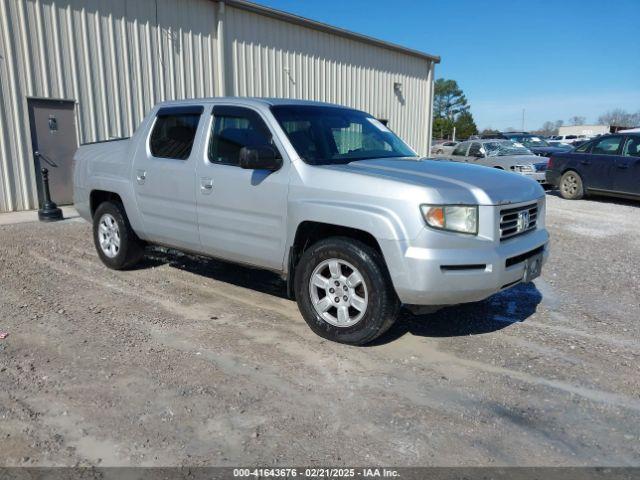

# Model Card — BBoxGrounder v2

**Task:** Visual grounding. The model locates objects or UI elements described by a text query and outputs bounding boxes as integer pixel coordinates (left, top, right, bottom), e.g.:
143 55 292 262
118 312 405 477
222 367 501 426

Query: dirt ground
0 193 639 467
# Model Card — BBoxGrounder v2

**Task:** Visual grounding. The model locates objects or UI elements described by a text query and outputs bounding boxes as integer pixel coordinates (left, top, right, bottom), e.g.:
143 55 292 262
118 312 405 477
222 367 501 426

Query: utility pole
452 126 456 142
522 109 525 132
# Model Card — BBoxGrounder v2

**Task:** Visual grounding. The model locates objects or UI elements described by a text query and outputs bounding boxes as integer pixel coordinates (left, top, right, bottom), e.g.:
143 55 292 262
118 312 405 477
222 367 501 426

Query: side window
623 137 640 157
208 107 276 166
592 136 623 155
149 109 202 160
468 143 483 157
575 141 592 153
452 143 468 156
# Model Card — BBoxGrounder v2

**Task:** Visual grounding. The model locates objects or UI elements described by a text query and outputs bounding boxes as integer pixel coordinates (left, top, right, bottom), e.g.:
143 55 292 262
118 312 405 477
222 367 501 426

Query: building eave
218 0 441 64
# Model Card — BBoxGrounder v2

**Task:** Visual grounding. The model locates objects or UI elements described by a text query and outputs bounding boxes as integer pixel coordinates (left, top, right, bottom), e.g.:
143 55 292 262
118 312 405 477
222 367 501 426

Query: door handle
200 177 213 194
580 160 590 165
136 170 146 184
617 163 629 169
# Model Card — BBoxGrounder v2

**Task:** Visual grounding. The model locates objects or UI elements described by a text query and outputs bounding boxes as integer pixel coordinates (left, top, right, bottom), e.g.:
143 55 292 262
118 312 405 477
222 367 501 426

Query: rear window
149 109 202 160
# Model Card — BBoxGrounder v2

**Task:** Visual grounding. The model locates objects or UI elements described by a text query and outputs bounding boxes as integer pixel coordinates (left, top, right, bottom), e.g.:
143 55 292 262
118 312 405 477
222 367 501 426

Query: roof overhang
217 0 441 64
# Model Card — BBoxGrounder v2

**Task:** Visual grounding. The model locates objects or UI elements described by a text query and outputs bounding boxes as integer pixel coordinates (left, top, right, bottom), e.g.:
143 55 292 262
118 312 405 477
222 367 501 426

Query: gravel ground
0 193 639 467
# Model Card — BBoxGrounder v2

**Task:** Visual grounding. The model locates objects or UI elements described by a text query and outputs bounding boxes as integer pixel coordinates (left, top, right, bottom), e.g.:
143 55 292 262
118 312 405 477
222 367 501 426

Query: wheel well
561 168 580 176
493 166 504 169
90 190 123 218
293 221 382 256
286 221 384 299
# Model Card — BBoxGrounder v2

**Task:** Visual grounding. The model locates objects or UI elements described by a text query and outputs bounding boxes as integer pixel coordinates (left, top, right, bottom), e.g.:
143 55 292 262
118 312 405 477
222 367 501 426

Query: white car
548 134 588 145
430 141 458 155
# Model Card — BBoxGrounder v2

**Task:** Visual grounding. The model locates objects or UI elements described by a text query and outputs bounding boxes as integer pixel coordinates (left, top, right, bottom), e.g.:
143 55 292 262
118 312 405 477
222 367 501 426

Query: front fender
285 199 420 278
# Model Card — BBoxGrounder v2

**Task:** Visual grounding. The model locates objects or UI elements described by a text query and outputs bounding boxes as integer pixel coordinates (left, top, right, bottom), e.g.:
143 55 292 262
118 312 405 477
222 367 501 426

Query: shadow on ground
140 246 542 344
371 282 542 345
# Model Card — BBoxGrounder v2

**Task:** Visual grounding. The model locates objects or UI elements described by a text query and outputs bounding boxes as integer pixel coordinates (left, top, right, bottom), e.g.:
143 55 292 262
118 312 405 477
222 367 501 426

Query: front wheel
559 170 584 199
294 237 400 345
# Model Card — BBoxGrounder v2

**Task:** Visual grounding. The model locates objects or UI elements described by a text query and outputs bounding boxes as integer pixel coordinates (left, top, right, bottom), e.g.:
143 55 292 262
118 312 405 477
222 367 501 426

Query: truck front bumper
381 228 549 306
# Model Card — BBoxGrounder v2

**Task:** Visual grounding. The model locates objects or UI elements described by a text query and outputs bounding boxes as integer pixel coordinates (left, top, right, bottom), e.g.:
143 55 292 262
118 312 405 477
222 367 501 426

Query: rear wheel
294 237 400 345
93 201 144 269
559 170 584 199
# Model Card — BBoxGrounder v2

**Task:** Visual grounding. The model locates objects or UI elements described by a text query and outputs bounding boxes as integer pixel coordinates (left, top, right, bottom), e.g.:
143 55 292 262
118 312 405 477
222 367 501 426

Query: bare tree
597 109 639 127
538 121 558 135
569 116 586 126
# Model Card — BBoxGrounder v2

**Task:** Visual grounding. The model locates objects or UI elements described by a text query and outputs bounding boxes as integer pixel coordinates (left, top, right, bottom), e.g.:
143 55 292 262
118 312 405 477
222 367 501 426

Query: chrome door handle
136 170 146 184
200 178 213 194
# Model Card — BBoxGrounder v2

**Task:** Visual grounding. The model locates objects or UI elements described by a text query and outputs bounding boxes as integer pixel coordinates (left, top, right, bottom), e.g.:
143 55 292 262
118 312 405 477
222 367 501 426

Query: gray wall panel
0 0 434 212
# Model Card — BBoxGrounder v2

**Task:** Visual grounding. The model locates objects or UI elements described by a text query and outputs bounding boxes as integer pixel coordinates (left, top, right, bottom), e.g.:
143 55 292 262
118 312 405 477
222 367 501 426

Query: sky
256 0 640 131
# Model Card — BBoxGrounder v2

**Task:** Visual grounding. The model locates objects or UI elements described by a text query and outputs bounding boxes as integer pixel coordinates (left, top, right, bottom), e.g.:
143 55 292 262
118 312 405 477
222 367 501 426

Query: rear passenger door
579 136 622 192
614 136 640 196
195 105 290 270
132 105 204 250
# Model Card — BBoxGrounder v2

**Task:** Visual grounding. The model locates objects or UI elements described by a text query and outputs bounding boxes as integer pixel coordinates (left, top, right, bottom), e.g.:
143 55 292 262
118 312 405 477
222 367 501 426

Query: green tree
434 79 470 120
433 78 477 139
454 111 478 139
433 116 455 139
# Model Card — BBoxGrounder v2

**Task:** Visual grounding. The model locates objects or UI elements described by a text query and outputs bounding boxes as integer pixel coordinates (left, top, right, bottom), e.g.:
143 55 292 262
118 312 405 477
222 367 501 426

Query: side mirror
239 146 282 171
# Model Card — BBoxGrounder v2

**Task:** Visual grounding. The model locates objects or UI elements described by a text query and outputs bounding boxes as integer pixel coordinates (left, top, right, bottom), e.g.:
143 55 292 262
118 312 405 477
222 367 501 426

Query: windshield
483 141 533 156
509 135 550 147
271 105 417 165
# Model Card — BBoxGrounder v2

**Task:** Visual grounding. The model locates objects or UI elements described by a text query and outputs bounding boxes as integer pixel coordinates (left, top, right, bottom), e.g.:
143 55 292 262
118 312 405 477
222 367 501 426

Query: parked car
445 139 549 183
548 134 588 145
430 140 458 155
546 133 640 200
481 132 572 157
74 98 549 345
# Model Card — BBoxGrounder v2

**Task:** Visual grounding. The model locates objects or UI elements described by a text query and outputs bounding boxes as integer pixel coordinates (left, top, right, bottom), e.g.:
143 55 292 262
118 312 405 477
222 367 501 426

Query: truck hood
321 157 544 206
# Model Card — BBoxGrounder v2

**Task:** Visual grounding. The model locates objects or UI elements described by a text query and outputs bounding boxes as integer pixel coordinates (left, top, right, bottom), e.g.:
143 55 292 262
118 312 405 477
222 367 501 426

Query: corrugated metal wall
224 5 433 157
0 0 435 212
0 0 220 212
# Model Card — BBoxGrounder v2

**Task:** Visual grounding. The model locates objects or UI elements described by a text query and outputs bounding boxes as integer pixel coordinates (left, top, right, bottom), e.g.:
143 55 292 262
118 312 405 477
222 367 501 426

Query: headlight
420 205 478 235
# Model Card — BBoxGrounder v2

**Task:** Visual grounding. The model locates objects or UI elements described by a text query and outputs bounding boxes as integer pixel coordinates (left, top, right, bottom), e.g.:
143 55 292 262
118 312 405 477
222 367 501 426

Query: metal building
0 0 439 212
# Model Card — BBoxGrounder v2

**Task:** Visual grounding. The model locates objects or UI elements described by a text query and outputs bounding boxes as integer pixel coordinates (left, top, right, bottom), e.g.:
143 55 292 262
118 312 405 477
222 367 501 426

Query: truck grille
500 203 538 241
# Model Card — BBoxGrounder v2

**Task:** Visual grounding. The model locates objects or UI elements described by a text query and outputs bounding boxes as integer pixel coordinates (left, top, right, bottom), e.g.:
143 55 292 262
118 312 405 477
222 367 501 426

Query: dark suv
481 132 572 157
545 133 640 200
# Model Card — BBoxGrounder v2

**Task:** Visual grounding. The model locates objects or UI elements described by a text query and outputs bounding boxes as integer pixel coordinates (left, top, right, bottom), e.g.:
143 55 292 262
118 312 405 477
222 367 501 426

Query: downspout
426 61 435 156
216 1 227 96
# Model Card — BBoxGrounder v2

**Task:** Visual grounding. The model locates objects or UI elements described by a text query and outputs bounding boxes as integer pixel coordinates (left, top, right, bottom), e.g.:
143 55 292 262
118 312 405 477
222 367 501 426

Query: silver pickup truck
74 98 549 345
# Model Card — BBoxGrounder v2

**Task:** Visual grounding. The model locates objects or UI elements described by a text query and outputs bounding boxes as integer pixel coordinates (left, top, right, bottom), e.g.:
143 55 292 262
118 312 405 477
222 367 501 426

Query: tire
294 237 400 345
559 170 584 200
93 201 144 270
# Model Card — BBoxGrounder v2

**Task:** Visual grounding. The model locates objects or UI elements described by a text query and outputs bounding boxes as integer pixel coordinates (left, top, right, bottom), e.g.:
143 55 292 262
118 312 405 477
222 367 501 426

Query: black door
583 135 624 191
27 99 78 206
614 136 640 195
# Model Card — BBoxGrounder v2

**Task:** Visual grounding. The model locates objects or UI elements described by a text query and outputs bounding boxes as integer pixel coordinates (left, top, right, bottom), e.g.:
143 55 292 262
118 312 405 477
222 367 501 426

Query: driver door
195 105 290 270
